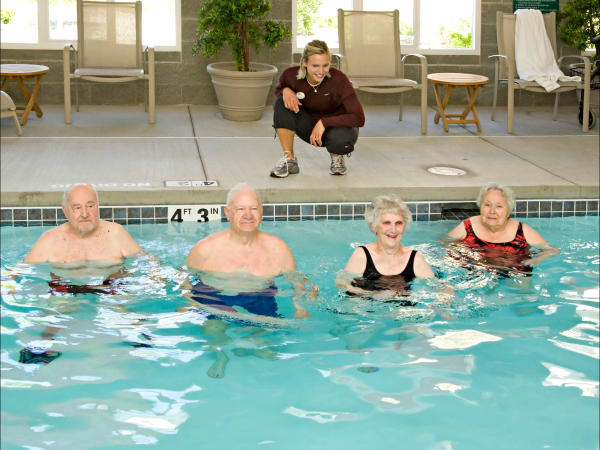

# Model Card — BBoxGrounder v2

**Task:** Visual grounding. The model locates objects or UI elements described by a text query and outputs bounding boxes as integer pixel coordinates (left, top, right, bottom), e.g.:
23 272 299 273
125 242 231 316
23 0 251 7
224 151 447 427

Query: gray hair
62 183 98 206
364 194 413 233
226 183 261 207
476 183 516 214
296 39 333 80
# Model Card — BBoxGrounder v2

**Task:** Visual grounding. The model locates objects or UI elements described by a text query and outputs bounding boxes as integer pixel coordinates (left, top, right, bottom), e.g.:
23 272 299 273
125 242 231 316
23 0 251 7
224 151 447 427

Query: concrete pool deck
0 103 598 207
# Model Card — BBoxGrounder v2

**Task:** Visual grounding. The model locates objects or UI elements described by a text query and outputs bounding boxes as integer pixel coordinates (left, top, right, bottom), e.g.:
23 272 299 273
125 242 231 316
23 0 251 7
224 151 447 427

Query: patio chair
0 90 22 136
337 9 428 134
490 11 591 133
63 0 155 124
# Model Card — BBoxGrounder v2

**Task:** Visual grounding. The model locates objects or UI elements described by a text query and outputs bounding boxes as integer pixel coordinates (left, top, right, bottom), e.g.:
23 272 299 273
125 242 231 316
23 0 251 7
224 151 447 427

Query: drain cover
427 166 467 176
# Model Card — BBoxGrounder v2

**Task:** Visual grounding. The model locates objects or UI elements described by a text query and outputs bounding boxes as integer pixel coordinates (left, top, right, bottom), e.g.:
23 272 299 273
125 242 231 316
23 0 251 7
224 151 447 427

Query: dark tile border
0 199 598 226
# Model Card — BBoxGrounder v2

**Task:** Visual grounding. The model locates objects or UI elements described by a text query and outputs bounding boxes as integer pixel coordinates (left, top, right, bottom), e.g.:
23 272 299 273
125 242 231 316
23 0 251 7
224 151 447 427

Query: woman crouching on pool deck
270 39 365 178
336 195 435 300
444 183 560 275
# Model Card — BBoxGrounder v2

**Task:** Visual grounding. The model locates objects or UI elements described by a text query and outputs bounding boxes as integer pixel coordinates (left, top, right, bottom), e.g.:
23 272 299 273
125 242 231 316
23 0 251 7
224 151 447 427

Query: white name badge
168 205 221 223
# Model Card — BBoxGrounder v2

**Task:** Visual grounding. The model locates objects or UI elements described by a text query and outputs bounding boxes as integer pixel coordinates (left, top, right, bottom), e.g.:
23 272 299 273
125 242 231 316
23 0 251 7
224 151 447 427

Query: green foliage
449 31 472 48
297 0 322 35
400 23 414 39
557 0 600 52
447 19 472 49
193 0 291 72
1 9 15 24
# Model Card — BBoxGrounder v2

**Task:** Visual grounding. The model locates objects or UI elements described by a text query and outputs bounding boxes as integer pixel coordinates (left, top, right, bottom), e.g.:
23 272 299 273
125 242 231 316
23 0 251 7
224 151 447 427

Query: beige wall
0 0 582 107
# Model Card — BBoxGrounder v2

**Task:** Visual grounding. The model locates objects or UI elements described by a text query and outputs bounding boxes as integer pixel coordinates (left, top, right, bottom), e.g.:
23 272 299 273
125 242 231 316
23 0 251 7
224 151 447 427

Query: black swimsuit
349 246 418 304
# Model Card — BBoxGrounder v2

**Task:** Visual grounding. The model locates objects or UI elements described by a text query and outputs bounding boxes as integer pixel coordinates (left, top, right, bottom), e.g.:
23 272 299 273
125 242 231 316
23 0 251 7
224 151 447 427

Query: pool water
1 217 598 449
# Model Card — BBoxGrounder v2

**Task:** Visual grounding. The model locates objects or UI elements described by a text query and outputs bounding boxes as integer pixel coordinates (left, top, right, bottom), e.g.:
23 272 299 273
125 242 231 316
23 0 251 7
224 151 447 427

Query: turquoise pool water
1 217 599 449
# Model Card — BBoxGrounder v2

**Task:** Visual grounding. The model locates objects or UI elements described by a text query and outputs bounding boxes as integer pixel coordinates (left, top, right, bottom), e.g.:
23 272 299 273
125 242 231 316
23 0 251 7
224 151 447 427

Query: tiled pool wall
1 199 598 227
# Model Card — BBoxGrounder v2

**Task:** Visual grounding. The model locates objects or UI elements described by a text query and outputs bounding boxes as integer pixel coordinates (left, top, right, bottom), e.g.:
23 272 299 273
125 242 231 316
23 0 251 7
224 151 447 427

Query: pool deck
0 103 598 207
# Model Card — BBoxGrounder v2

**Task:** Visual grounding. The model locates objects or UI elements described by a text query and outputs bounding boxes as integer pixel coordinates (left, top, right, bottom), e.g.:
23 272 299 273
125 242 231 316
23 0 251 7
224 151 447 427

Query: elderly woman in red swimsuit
336 194 435 300
446 183 559 274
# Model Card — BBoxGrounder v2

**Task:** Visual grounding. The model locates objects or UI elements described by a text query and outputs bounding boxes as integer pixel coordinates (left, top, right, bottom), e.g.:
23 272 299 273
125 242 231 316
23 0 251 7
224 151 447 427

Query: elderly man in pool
186 183 295 280
185 183 310 319
16 183 144 364
183 183 313 378
25 183 142 267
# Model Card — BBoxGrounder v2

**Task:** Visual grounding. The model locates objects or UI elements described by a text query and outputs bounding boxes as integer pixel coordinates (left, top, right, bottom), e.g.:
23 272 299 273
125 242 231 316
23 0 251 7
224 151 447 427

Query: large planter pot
207 62 278 121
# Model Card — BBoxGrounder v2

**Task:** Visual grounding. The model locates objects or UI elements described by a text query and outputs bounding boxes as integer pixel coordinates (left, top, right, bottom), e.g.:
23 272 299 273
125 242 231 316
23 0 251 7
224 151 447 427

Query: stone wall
0 0 584 107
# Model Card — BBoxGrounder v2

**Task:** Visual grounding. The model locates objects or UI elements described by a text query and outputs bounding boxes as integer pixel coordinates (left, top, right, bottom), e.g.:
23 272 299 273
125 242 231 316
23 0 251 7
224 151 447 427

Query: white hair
62 183 99 206
226 183 260 207
476 183 515 214
364 194 413 233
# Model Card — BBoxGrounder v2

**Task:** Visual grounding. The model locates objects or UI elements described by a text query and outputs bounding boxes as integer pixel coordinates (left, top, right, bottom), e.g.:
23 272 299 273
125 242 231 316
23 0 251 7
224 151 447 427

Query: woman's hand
282 87 301 113
310 120 325 146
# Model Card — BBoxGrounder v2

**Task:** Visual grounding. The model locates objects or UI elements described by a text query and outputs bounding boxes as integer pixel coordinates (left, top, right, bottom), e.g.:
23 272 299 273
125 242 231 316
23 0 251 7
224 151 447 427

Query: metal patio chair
337 9 428 134
490 11 591 133
63 0 155 124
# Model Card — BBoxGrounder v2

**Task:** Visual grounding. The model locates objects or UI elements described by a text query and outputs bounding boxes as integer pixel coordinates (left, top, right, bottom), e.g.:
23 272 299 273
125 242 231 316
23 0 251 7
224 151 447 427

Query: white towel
514 9 580 92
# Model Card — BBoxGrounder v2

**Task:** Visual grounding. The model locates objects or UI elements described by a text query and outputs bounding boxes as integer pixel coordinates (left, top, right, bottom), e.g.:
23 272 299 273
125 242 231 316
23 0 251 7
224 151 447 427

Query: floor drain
427 166 467 176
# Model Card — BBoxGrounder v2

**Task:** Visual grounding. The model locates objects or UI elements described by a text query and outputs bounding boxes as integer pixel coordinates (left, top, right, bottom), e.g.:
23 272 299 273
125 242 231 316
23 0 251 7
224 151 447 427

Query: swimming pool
1 217 598 449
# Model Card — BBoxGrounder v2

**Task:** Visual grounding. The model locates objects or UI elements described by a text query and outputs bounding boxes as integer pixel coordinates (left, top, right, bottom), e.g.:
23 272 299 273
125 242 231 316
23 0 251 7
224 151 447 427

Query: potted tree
557 0 599 54
193 0 291 121
558 0 600 127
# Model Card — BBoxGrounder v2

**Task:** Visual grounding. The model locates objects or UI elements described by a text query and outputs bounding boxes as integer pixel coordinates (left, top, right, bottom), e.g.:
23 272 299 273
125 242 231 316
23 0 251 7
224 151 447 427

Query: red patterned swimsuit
462 218 529 253
461 218 532 274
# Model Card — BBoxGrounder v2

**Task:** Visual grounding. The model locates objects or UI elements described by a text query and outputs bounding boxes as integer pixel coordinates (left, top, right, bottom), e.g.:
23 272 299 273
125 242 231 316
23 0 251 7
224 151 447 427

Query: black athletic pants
273 97 358 155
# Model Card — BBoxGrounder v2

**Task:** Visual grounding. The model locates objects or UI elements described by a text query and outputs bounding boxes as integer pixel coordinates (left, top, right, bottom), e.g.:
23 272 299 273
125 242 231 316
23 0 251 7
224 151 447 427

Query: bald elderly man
25 183 141 266
184 183 312 378
185 183 307 320
186 183 295 277
18 183 143 364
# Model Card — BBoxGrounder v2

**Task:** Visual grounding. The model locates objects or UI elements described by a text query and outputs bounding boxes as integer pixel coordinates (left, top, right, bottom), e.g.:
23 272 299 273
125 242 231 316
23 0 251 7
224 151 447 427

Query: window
293 0 481 55
0 0 180 51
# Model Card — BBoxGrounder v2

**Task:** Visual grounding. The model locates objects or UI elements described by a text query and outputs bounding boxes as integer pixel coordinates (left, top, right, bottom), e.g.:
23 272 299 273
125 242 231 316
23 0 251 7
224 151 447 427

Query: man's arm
277 239 296 273
24 230 54 264
113 223 142 258
273 237 314 318
185 239 209 271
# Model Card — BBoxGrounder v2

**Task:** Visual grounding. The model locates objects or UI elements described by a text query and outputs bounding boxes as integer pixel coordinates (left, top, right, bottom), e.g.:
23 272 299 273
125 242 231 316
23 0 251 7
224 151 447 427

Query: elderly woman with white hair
446 183 559 272
337 195 435 298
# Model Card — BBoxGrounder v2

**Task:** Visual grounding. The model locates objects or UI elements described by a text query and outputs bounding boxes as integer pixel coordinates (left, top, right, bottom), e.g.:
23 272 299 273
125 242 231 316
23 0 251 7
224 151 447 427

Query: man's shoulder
259 231 291 251
259 231 295 271
102 219 123 230
24 224 68 262
101 220 130 237
190 230 228 251
99 220 139 250
39 223 68 241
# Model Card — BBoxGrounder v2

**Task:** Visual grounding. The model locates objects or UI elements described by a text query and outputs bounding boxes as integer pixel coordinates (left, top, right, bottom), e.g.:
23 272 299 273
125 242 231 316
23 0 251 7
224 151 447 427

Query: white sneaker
270 157 299 178
329 154 347 175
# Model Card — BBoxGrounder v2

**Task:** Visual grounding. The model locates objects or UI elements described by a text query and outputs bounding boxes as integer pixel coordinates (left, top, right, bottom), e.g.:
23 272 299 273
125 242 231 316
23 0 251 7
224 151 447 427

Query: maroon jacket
275 66 365 128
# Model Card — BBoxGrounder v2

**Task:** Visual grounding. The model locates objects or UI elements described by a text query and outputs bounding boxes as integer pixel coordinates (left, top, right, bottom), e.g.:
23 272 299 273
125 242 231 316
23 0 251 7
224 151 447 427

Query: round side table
0 64 50 125
427 72 488 132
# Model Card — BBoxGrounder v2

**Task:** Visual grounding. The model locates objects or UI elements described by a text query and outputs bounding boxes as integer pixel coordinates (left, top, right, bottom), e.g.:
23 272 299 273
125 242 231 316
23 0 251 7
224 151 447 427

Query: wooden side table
0 64 50 125
427 73 488 132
